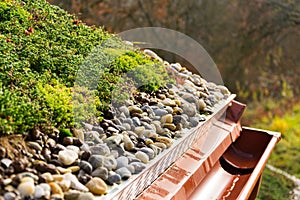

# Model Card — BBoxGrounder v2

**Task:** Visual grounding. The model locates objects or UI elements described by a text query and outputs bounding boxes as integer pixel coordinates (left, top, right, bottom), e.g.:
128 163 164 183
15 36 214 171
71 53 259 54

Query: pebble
115 167 132 180
18 181 35 197
49 182 64 198
66 145 80 154
85 177 107 195
64 190 80 200
119 106 130 117
160 114 173 124
58 179 71 191
88 155 104 169
140 147 155 159
129 162 146 174
123 134 135 151
107 173 122 185
128 105 143 114
3 192 16 200
27 141 43 152
182 103 197 117
67 166 80 173
34 161 58 174
135 151 149 164
161 98 176 107
90 144 110 156
58 149 78 166
153 109 168 116
103 156 117 171
196 99 206 111
62 137 73 146
116 156 129 169
91 166 108 180
1 158 12 168
163 123 177 131
79 160 93 174
77 192 95 200
64 173 88 192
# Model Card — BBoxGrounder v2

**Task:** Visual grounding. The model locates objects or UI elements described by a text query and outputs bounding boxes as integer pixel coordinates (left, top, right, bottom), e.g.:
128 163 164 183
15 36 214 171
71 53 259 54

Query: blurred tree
48 0 299 101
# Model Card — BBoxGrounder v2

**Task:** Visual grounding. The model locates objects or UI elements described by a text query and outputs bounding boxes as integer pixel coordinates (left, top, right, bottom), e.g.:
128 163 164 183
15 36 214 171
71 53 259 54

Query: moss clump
0 0 172 135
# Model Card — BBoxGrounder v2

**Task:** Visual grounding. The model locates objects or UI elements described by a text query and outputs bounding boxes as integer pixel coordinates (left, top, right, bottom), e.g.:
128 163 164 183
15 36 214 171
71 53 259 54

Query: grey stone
90 144 110 156
140 147 155 159
79 160 93 174
91 167 108 180
115 167 132 180
153 109 168 116
119 106 130 117
107 173 121 185
132 117 141 126
88 155 105 169
4 192 16 200
129 162 146 174
103 156 117 171
116 156 129 169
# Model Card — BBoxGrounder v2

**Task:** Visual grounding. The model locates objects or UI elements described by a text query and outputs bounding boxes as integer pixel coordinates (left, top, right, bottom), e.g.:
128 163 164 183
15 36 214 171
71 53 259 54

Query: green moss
0 0 173 135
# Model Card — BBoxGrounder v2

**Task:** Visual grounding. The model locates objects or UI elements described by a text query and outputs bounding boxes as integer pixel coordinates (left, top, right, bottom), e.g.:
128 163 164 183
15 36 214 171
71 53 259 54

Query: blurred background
47 1 299 199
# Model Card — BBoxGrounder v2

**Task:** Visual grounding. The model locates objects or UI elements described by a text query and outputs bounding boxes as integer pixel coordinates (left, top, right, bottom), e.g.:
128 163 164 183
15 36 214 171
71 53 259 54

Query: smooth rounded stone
162 123 177 131
67 166 80 173
129 162 146 174
88 155 105 169
107 173 121 185
34 161 58 174
80 150 91 161
90 144 110 156
107 126 119 134
214 91 224 101
135 151 149 164
181 103 197 117
58 179 71 192
190 117 199 127
49 182 64 198
153 142 167 150
116 156 129 169
174 131 184 138
91 126 104 134
51 194 64 200
140 121 154 131
62 137 73 146
91 166 108 180
4 192 16 200
153 108 168 117
105 135 123 145
157 93 166 100
196 99 206 111
122 123 131 131
77 192 95 200
110 150 119 158
103 156 117 171
160 114 173 124
161 98 176 107
41 172 53 182
172 107 183 115
151 121 164 134
85 177 107 195
27 141 43 152
18 181 35 197
123 134 135 151
78 161 92 175
84 131 103 144
115 167 132 180
58 149 78 166
134 126 145 136
140 147 155 159
82 122 93 131
144 138 154 145
64 190 80 200
39 183 51 198
56 166 72 174
128 105 143 115
52 174 64 182
119 105 130 117
181 93 197 103
132 117 141 127
0 146 6 159
11 159 27 173
1 158 12 168
156 136 173 147
66 145 80 154
217 85 230 95
64 173 88 192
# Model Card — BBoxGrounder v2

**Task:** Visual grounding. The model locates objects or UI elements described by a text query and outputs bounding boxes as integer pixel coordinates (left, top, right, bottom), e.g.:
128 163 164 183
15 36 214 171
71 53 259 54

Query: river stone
58 149 78 166
135 151 149 164
119 105 130 117
153 109 168 116
140 147 155 159
107 173 121 185
92 126 104 134
27 141 43 152
163 123 177 131
160 114 173 124
181 103 197 117
90 144 110 156
196 99 206 111
123 134 134 151
129 162 146 174
62 137 73 146
115 167 132 180
217 85 231 95
64 190 80 200
77 192 95 200
85 177 107 195
103 156 117 171
91 166 108 180
64 173 88 192
18 181 35 197
1 158 12 168
3 192 16 200
49 182 64 198
116 156 129 169
128 105 143 115
34 161 59 174
181 93 197 103
79 160 93 174
33 185 45 199
132 117 141 127
66 145 80 154
88 155 105 170
161 98 176 107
